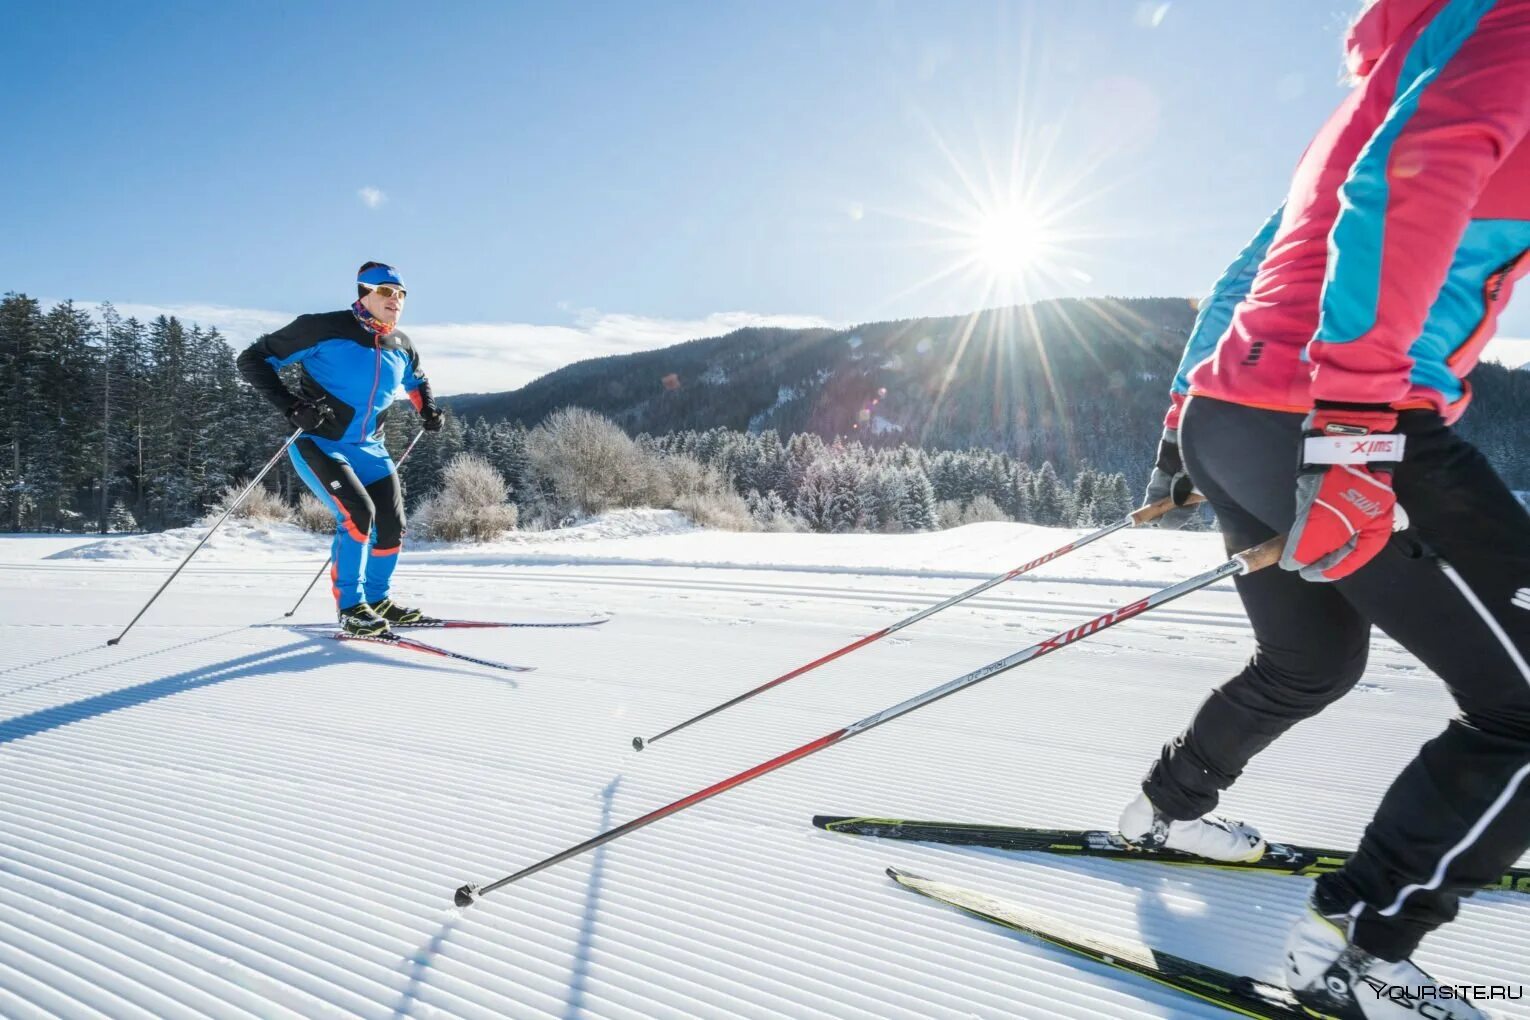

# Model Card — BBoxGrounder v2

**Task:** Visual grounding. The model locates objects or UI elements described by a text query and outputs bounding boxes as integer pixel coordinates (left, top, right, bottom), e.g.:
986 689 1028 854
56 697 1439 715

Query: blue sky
5 1 1526 393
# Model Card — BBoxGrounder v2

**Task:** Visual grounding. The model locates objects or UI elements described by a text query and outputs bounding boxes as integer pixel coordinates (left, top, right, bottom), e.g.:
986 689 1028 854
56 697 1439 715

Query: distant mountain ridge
445 297 1530 487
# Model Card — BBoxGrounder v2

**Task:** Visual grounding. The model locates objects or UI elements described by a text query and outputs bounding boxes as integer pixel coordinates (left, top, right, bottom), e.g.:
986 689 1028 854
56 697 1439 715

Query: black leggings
1142 396 1530 960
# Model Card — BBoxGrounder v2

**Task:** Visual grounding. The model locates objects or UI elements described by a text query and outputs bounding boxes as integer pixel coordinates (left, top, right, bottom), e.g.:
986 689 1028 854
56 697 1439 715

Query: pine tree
1030 462 1066 526
899 469 939 531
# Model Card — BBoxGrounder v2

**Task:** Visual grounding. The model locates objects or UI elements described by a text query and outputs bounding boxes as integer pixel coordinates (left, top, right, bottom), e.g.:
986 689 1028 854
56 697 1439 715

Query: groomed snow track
1 526 1525 1019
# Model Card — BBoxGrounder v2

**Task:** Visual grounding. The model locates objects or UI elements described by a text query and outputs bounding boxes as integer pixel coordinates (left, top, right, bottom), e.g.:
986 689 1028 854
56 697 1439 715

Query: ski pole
108 429 303 646
455 531 1279 907
631 493 1205 752
283 428 427 617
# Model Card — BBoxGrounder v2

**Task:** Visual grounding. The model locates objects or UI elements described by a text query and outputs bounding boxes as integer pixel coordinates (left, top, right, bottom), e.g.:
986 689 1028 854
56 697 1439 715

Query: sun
970 204 1056 280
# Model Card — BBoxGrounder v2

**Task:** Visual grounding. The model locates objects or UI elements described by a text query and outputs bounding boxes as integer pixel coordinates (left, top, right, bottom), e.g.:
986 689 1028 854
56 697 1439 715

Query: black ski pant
290 437 405 610
1142 395 1530 961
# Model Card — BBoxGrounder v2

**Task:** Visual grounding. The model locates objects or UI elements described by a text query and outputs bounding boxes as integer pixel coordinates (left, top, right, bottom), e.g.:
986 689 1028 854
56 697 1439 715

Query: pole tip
454 884 480 908
106 639 120 647
631 736 645 752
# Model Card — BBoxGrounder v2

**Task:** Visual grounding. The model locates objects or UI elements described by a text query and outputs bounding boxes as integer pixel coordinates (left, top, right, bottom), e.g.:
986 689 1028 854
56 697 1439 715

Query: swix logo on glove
1341 487 1387 518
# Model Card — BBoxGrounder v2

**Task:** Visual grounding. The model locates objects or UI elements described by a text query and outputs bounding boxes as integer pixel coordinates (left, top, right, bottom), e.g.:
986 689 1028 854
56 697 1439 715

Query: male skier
1125 1 1530 1017
237 262 445 636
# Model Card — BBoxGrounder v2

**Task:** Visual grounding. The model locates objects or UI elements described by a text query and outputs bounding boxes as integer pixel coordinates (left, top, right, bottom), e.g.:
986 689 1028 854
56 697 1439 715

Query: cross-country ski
329 632 536 673
8 1 1530 1017
886 867 1314 1020
817 816 1530 894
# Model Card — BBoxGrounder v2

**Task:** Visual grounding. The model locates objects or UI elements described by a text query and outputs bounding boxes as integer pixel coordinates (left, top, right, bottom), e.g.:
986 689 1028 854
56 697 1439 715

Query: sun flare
969 204 1056 280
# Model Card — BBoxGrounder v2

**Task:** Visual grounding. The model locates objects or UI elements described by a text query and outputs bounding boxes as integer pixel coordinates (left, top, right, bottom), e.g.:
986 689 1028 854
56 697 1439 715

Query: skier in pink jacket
1127 2 1530 1016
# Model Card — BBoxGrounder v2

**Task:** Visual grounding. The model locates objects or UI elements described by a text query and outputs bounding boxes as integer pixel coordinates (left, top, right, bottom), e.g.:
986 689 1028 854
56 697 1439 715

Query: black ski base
818 815 1530 894
888 867 1311 1019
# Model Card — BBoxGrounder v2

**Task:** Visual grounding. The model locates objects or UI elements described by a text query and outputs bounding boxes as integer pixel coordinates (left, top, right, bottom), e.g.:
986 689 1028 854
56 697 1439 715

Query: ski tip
812 815 851 831
631 736 646 752
453 884 480 908
885 867 928 886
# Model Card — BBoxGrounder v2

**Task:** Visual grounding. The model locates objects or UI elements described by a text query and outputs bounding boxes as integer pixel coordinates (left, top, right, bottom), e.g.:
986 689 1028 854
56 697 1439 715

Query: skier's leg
289 439 376 610
344 443 401 607
1310 421 1530 961
1141 397 1370 820
362 471 403 606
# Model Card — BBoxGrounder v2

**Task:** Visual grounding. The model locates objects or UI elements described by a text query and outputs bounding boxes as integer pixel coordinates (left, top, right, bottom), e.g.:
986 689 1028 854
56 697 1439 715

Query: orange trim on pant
370 545 401 557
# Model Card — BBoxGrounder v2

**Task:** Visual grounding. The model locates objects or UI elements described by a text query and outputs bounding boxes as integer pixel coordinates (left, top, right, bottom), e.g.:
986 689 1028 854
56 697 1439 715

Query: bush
938 494 1012 529
209 480 292 524
412 454 519 542
674 491 756 531
528 407 668 514
295 493 335 533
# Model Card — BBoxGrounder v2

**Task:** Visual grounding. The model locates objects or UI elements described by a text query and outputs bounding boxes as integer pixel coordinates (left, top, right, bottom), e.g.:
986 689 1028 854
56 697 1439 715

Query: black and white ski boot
1286 902 1487 1019
371 597 439 626
338 603 392 637
1118 791 1266 862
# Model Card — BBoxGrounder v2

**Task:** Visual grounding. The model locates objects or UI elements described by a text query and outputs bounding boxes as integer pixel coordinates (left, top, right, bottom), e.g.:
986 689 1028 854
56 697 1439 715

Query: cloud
74 300 838 397
413 309 840 396
358 186 387 209
1483 336 1530 370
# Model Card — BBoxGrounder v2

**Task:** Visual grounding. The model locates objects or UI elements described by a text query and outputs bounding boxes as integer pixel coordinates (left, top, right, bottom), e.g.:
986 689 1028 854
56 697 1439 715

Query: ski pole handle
1233 535 1284 574
1129 492 1207 526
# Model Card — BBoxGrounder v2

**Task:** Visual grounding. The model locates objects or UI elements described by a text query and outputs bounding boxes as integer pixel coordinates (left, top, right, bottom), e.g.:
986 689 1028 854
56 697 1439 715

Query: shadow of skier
0 637 481 746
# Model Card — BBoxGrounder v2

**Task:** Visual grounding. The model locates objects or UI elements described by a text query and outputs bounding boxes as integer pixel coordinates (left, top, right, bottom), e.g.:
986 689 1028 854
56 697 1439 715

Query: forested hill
445 297 1530 488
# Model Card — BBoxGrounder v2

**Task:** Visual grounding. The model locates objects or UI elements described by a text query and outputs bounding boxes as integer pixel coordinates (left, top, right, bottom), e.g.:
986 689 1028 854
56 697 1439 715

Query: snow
745 386 800 434
4 522 1527 1018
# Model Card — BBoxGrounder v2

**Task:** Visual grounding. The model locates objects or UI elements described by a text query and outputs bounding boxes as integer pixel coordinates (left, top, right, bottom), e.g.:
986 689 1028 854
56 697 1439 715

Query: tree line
9 291 1521 537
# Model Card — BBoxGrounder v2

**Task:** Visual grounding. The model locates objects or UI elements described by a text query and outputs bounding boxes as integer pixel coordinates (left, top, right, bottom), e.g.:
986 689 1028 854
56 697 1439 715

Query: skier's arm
402 341 436 414
236 314 326 412
1307 7 1530 406
1165 202 1285 430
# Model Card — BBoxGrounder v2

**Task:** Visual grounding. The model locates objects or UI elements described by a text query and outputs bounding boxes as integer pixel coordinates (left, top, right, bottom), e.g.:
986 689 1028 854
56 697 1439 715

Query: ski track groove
1 556 1526 1019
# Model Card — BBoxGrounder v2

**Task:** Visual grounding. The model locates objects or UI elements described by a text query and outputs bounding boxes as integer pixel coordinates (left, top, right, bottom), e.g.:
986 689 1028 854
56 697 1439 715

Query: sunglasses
366 284 407 300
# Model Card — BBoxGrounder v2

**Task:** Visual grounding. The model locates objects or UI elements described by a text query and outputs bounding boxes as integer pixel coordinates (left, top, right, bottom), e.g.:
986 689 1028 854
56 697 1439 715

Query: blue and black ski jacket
237 310 434 444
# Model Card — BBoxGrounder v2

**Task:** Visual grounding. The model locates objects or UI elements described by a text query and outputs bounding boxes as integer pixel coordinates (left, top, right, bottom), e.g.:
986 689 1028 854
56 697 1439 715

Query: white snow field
2 515 1527 1019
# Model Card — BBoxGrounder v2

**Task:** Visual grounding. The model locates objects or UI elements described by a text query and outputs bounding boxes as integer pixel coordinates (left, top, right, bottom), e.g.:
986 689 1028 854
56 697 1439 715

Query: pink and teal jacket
1169 0 1530 429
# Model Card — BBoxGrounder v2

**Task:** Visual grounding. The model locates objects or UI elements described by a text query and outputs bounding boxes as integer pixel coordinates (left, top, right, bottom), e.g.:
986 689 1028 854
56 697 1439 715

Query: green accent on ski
816 815 1530 895
887 867 1313 1020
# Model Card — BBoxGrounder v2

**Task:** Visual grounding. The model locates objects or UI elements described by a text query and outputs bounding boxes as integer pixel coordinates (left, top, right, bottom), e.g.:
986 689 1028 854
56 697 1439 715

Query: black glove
285 399 332 432
1142 428 1199 530
420 404 446 433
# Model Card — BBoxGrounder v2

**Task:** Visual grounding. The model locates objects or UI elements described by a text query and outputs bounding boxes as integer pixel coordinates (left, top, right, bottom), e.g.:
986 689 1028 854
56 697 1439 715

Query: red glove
1281 403 1405 582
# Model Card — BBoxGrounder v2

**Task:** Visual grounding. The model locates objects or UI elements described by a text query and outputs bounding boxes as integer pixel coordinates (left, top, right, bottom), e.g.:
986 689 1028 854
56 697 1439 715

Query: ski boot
338 602 392 638
371 597 440 627
1286 900 1487 1019
1118 791 1266 862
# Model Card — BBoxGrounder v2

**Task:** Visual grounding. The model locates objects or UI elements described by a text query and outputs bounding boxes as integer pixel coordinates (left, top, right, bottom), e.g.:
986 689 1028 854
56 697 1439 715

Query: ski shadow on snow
955 845 1300 987
564 775 622 1020
0 638 483 747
